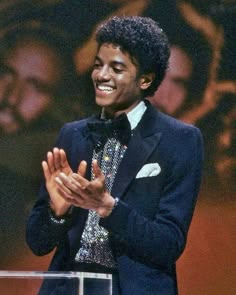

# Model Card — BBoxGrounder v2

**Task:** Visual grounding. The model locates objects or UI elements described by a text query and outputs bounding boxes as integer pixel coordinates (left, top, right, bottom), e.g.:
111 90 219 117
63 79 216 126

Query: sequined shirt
74 101 147 269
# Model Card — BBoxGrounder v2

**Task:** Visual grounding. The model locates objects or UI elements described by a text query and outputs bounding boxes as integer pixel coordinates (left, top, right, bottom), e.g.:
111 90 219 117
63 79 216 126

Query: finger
53 147 61 169
47 151 55 174
92 160 105 181
55 176 73 196
59 149 69 168
42 161 50 181
77 160 87 177
57 172 85 194
56 186 75 203
56 184 86 207
71 173 89 190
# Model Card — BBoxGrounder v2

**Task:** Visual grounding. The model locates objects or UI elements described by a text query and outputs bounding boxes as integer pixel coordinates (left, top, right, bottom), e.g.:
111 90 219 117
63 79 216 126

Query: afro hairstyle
95 16 170 97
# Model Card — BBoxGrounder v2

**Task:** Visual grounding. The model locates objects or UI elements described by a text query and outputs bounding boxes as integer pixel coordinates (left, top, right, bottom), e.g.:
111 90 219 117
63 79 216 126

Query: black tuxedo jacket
27 102 204 295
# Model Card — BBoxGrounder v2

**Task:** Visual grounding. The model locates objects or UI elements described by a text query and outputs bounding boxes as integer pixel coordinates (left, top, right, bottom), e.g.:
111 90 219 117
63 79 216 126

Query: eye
111 62 125 74
113 67 124 74
93 61 102 69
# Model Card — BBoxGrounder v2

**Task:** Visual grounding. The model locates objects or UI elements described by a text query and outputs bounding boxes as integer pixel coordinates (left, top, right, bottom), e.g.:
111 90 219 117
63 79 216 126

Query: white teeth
97 85 114 92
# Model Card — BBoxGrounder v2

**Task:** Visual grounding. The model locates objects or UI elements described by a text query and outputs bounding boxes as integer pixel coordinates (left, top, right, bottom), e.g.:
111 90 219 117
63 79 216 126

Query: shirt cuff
48 203 73 224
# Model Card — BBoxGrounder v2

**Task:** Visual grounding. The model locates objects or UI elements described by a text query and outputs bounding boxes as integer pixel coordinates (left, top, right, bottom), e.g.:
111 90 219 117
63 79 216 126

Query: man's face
91 43 143 117
0 39 62 134
149 46 192 115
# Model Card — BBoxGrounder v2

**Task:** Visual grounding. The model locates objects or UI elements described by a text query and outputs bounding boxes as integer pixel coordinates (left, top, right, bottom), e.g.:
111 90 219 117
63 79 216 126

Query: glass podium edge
0 270 112 279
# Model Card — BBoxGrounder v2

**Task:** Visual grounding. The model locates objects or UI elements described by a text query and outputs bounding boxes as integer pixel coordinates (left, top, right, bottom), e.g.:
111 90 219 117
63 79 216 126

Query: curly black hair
95 16 170 97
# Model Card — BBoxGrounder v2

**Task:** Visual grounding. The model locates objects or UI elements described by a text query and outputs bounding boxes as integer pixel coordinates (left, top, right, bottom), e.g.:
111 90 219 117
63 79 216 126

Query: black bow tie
87 113 131 151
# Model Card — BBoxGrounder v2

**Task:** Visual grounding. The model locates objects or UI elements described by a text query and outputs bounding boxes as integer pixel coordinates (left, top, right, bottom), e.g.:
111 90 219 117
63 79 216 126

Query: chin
96 97 111 107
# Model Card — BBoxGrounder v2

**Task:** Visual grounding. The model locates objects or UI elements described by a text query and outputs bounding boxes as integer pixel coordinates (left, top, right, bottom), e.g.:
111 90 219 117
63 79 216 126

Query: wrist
96 196 119 218
49 200 72 218
49 199 69 216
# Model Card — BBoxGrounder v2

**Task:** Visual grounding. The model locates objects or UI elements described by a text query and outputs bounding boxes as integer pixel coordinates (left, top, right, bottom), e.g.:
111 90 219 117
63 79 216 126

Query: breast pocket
125 176 164 218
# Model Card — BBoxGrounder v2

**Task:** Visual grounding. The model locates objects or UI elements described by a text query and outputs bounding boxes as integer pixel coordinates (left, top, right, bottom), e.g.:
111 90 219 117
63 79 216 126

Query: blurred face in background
149 45 192 116
0 39 63 134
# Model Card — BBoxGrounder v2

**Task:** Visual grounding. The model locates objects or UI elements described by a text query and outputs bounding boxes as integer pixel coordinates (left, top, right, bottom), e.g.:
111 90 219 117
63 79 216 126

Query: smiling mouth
96 84 115 94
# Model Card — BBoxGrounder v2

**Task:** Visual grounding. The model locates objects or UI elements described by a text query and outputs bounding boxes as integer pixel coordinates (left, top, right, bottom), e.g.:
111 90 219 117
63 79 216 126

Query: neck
102 99 142 119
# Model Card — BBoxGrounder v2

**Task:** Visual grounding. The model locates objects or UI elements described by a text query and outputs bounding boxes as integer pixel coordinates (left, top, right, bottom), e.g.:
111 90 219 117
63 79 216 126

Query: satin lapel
111 103 162 199
70 123 94 179
67 122 93 256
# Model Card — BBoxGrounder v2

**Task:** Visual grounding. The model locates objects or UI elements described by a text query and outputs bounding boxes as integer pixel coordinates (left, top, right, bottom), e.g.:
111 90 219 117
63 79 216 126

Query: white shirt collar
127 100 147 130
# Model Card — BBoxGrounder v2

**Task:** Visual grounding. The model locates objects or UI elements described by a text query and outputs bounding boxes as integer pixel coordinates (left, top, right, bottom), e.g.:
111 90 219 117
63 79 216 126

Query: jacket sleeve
26 124 75 256
100 126 204 268
26 184 74 256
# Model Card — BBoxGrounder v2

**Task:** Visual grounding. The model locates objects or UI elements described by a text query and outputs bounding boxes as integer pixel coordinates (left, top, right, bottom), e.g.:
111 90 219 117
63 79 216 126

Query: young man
27 16 204 295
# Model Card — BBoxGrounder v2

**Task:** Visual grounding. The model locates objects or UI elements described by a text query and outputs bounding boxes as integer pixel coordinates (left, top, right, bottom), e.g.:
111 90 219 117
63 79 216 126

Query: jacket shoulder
62 117 92 131
154 111 204 170
157 111 201 136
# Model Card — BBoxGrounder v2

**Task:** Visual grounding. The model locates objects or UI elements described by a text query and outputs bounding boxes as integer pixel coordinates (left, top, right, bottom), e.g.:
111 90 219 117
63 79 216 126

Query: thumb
92 160 103 179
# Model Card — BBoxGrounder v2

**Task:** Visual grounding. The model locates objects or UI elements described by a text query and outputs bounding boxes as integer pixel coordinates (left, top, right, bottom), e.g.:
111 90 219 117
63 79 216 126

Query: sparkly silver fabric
75 136 127 269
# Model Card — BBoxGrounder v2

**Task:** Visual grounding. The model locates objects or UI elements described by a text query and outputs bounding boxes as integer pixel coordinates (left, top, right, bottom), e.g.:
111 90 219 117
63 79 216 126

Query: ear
139 73 155 90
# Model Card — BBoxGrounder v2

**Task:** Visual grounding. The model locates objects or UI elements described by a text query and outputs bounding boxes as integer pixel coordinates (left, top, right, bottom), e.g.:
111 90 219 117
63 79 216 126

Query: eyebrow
94 56 127 68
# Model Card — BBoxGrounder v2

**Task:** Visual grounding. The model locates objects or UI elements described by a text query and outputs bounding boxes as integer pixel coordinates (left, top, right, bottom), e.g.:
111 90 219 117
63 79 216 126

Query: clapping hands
43 148 115 218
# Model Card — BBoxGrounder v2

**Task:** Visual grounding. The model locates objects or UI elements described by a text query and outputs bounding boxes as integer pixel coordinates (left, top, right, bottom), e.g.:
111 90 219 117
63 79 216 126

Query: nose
96 65 111 81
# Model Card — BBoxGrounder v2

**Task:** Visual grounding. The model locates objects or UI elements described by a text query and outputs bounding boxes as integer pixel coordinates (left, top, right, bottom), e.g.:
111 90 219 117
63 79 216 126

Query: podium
0 271 112 295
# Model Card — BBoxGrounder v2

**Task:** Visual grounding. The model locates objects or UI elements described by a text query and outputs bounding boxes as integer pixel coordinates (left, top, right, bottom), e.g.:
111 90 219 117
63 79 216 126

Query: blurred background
0 1 235 294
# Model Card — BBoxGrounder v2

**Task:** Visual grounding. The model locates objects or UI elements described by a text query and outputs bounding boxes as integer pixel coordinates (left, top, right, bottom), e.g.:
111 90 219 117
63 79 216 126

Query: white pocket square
136 163 161 179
